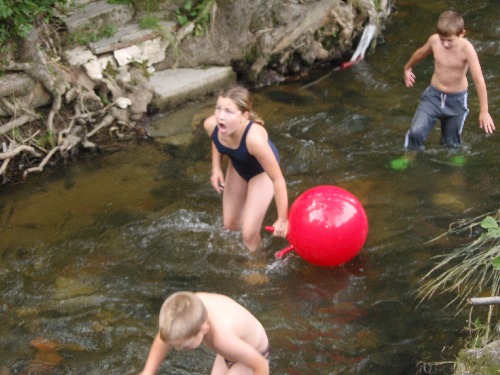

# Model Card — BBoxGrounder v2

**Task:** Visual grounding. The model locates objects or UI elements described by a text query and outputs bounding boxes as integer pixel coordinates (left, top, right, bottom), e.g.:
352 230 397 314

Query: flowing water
1 1 499 374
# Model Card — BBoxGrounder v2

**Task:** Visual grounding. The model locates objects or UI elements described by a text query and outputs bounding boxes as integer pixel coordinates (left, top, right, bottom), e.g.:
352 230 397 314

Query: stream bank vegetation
416 210 500 374
0 0 147 185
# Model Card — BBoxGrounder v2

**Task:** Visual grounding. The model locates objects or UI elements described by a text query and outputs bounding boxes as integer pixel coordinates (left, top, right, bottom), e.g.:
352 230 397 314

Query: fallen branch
0 158 10 177
0 114 40 135
468 297 500 306
0 144 41 160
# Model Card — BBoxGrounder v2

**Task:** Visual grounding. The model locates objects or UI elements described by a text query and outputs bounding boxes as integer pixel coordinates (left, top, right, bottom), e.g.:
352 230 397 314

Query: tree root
0 26 147 184
23 146 60 180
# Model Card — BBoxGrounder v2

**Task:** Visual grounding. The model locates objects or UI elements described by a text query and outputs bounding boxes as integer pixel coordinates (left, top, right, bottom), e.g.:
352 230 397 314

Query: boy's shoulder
196 292 236 307
428 33 441 45
458 37 475 50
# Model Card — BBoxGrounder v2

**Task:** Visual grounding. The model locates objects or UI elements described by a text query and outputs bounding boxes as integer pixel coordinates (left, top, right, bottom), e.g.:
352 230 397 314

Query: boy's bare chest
433 47 467 71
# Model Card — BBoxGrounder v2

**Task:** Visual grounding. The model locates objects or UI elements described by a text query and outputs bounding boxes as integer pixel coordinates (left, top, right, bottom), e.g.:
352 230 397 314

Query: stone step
150 67 236 112
88 21 176 55
65 0 134 33
65 1 236 115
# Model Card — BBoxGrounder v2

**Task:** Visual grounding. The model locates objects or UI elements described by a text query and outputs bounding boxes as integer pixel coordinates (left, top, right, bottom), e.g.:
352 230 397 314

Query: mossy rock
454 341 500 375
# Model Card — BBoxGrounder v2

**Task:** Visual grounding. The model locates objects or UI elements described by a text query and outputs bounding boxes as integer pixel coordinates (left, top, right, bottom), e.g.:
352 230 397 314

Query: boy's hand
479 112 495 134
404 68 416 87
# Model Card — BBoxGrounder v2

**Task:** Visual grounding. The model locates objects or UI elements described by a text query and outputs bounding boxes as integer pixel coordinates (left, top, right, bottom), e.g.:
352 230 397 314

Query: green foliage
483 216 500 270
315 27 338 50
417 211 500 349
469 318 491 348
108 0 132 4
482 216 500 240
0 0 66 45
139 15 160 30
175 0 213 37
68 25 117 46
175 0 196 26
33 130 56 149
418 212 500 307
129 60 151 79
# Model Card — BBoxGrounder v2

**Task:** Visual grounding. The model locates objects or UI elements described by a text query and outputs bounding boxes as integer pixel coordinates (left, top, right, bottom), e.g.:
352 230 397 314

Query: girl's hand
210 170 225 193
272 218 288 238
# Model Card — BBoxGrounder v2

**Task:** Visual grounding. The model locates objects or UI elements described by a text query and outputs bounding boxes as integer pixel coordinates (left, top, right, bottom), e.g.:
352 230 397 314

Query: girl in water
204 85 289 252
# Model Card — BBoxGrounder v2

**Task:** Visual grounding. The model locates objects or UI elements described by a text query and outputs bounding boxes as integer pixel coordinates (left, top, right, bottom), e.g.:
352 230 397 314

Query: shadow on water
1 1 499 374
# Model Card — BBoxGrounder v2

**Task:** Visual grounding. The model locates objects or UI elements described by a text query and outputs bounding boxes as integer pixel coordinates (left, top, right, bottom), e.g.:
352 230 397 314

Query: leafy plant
482 216 500 240
0 0 66 45
417 211 500 345
418 212 500 308
175 0 196 26
174 0 214 37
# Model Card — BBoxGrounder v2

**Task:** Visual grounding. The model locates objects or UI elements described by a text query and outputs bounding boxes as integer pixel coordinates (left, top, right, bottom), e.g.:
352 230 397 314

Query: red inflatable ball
285 185 368 267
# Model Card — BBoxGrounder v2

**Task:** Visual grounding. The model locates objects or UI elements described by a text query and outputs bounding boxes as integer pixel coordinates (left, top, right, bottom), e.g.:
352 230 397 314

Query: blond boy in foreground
139 292 270 375
403 10 495 150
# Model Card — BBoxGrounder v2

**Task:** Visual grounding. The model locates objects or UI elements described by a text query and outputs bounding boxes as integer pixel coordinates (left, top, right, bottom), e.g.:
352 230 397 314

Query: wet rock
455 340 500 375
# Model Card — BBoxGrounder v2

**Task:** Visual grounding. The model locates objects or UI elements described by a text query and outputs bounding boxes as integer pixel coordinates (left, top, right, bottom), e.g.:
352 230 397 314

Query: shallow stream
1 1 499 374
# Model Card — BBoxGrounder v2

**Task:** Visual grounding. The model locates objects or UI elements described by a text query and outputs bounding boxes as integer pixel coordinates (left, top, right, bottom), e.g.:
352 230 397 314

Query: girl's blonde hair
436 11 464 37
158 292 207 342
219 85 265 125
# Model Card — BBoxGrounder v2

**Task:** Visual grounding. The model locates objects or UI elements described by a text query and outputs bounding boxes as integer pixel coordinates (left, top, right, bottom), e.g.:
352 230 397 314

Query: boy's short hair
158 292 208 342
436 11 464 37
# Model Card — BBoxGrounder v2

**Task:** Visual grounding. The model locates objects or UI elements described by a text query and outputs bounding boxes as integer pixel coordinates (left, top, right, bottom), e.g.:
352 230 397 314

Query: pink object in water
268 185 369 267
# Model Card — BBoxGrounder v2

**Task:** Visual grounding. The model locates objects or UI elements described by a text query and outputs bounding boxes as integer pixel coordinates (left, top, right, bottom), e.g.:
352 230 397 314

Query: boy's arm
404 36 434 87
139 333 170 375
465 42 496 133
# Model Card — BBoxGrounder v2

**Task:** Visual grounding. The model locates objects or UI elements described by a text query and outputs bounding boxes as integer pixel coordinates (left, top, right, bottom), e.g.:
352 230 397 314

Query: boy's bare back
196 292 269 356
140 292 269 375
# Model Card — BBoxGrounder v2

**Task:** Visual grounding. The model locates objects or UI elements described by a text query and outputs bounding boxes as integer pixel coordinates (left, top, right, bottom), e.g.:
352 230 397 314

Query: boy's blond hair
158 292 208 342
436 10 464 37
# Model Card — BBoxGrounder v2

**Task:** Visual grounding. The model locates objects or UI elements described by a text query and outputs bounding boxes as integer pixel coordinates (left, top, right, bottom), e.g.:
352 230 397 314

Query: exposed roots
0 25 147 184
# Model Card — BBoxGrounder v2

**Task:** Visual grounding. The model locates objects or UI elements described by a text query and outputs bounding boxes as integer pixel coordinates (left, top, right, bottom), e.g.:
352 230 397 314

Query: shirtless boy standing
139 291 270 375
403 10 495 150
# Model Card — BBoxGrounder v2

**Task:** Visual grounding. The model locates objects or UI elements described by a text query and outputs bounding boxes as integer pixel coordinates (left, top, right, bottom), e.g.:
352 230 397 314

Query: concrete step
150 67 235 112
